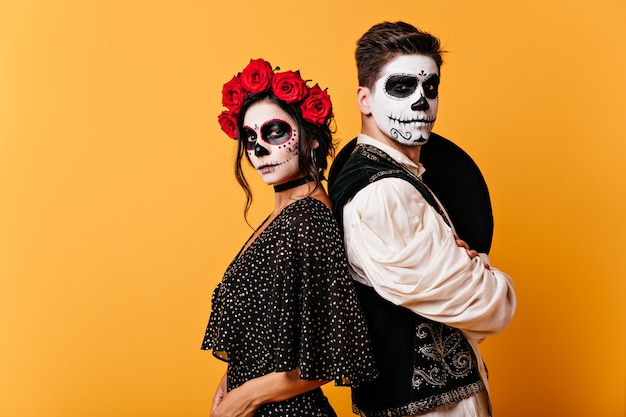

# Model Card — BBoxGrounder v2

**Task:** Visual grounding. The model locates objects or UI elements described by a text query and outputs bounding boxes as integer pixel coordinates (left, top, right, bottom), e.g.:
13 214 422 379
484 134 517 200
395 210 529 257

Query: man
329 22 516 417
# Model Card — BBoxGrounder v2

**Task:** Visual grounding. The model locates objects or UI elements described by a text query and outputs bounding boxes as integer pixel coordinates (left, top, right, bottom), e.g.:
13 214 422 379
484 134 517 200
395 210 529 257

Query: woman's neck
273 179 331 212
273 176 314 192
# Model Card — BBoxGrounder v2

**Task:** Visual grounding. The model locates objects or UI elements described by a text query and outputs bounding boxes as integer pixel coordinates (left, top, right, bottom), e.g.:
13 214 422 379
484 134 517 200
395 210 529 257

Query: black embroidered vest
330 144 485 417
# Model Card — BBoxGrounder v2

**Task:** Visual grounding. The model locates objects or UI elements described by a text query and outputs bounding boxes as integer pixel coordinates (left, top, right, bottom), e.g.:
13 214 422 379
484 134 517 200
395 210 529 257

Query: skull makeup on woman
202 59 378 417
242 103 302 185
217 59 338 204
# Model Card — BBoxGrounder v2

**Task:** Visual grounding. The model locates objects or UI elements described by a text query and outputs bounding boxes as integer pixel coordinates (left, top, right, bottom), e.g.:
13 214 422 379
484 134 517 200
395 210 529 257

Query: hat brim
328 133 493 253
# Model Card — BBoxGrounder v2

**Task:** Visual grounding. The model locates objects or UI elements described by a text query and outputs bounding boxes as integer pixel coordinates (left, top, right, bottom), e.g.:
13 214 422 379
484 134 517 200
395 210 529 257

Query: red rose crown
218 59 333 139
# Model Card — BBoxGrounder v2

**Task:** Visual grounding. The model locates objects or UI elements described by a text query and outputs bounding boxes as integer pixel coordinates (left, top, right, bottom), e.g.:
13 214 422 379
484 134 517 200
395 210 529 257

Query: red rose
221 75 244 113
300 84 332 125
218 111 238 139
240 59 273 94
272 70 308 103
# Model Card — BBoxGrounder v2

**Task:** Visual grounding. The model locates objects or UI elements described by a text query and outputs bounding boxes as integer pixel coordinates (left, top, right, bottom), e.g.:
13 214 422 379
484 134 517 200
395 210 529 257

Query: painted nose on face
254 142 270 157
411 96 429 111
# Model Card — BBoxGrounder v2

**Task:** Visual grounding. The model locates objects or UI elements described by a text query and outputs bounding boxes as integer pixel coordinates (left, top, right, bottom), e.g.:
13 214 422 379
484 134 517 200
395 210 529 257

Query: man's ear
356 86 372 116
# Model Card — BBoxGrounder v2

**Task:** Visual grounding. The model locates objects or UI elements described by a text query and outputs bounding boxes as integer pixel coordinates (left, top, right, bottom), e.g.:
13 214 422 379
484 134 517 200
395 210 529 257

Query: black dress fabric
202 197 378 416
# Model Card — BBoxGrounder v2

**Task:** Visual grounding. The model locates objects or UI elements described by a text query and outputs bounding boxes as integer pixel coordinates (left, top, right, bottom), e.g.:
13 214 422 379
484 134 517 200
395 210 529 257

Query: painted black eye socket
243 119 293 151
422 74 440 100
385 75 418 98
385 73 440 100
261 120 292 145
244 127 257 150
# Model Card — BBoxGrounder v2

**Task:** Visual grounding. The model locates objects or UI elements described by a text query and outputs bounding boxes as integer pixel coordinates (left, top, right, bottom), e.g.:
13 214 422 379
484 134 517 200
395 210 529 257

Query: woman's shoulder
279 197 337 228
283 196 331 215
277 197 344 251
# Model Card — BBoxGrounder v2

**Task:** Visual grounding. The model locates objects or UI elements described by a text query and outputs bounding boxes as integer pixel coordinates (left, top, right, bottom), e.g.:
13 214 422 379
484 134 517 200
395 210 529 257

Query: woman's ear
356 86 372 116
311 139 320 149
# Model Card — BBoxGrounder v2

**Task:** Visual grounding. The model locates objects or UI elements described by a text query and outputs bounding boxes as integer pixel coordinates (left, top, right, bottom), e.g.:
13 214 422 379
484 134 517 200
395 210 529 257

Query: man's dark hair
356 21 444 88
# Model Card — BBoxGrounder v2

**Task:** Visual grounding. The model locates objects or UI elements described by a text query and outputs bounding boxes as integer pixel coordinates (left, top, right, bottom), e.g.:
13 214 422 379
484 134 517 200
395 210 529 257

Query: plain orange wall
1 1 624 416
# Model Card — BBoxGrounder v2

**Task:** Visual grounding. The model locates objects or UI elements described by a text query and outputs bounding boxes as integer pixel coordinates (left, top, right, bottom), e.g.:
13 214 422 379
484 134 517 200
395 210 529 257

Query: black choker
274 176 314 192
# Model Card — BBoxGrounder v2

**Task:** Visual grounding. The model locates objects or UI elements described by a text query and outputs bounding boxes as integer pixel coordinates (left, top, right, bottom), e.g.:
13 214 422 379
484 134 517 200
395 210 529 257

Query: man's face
369 54 440 146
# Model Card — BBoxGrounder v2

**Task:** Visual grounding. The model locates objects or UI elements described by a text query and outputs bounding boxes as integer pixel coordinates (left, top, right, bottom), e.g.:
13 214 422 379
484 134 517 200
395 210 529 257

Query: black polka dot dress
202 197 378 416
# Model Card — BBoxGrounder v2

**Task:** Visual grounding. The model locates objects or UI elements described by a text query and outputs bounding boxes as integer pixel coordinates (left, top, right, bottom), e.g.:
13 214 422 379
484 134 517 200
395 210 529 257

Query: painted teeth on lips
257 163 278 174
256 156 293 171
389 117 435 124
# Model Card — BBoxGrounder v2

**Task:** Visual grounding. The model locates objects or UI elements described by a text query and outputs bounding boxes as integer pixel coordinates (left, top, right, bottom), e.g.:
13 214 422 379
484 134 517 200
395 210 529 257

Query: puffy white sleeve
343 177 516 340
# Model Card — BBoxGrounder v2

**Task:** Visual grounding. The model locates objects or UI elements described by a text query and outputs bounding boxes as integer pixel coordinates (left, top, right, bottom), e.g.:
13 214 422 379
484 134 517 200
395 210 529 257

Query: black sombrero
328 133 494 254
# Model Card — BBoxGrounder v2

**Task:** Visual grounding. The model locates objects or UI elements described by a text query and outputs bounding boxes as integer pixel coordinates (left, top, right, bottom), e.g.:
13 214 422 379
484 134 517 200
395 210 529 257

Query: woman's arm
211 368 329 417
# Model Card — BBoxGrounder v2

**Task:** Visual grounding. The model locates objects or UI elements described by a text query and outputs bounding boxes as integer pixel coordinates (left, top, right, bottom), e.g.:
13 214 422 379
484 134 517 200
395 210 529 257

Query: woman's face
242 100 302 186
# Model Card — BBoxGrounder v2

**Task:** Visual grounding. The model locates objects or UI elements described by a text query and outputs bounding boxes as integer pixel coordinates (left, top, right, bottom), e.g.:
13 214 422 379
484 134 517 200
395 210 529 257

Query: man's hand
455 237 490 269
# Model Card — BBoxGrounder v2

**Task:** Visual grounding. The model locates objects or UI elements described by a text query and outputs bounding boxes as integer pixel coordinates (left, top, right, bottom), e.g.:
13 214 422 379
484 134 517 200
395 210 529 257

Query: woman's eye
261 120 292 145
267 126 286 140
243 128 257 150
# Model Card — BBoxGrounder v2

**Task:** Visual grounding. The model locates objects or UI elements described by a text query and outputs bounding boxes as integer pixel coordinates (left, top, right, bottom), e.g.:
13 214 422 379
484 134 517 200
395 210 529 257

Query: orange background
1 1 624 416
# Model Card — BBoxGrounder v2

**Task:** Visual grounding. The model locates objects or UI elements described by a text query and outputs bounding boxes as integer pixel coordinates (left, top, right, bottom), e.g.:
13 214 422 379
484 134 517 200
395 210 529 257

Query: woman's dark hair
356 21 445 89
234 92 335 219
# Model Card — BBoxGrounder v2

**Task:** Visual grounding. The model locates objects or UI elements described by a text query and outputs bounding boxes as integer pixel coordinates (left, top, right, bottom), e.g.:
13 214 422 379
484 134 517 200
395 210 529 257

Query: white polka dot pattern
202 197 378 415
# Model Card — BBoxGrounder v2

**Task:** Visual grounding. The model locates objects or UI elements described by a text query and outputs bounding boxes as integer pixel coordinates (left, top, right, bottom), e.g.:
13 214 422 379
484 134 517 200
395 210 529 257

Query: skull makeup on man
329 21 516 417
368 54 439 146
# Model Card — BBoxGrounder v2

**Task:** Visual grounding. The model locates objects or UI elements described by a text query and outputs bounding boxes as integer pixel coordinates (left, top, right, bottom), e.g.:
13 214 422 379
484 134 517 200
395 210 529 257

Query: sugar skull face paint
242 100 302 185
369 54 439 146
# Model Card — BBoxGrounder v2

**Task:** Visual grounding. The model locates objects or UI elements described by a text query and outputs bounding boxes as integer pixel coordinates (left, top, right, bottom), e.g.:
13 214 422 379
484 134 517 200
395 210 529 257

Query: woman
202 59 378 417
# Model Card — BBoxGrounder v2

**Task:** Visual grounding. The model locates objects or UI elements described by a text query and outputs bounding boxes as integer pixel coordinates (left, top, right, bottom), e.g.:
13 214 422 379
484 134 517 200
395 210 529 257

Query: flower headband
217 58 333 139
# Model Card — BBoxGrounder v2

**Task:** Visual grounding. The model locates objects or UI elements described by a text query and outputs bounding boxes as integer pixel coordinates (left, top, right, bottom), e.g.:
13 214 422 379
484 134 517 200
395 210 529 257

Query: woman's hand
211 384 258 417
211 368 329 417
211 373 227 416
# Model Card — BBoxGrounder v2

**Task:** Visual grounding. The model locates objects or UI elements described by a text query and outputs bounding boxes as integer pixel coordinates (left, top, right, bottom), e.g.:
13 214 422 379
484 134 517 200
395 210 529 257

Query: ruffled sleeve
271 199 378 386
